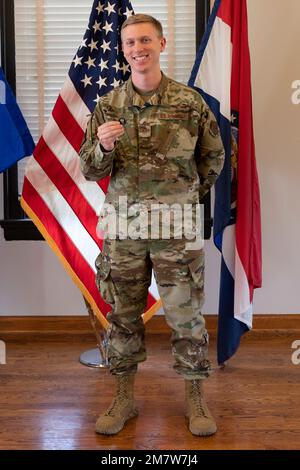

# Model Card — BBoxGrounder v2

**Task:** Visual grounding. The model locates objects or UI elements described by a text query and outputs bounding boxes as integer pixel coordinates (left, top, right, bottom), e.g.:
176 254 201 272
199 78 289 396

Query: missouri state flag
189 0 262 364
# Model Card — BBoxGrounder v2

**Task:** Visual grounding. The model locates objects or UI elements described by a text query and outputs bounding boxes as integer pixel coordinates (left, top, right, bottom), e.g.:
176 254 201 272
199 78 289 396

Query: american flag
21 0 163 327
189 0 262 364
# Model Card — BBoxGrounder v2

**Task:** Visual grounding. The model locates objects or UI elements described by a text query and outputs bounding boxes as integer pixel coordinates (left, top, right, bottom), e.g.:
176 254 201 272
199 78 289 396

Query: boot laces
106 379 129 416
191 381 208 418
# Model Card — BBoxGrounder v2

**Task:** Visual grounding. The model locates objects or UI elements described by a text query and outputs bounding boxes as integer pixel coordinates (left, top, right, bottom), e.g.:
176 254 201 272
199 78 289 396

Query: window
0 0 211 240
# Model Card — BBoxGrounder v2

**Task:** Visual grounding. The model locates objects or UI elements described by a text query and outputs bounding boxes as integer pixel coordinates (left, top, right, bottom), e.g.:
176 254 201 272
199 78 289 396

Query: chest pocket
150 108 199 159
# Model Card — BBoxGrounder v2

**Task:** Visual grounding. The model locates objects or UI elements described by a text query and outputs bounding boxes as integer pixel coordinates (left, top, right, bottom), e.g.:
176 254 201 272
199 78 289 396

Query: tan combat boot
95 374 138 435
185 379 217 436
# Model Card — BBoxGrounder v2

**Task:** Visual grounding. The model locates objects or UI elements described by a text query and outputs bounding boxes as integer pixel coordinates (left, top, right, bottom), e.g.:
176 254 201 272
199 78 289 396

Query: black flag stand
79 297 109 368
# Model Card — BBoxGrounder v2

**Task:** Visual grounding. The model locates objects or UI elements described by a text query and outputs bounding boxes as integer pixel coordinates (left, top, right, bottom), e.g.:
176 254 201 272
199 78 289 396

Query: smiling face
122 22 166 77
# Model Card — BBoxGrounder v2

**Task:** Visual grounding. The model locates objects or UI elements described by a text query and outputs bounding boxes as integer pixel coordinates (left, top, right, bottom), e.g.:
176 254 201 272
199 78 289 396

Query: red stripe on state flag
33 137 100 244
217 0 233 28
231 0 262 299
230 0 248 108
52 95 85 152
236 122 262 300
22 177 111 318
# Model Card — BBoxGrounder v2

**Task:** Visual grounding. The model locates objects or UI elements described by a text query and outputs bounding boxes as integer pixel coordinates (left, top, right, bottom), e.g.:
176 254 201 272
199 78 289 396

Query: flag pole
79 297 109 368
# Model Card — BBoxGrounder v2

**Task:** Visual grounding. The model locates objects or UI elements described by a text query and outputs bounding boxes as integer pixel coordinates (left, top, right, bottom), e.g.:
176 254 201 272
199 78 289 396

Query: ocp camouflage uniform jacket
79 73 225 231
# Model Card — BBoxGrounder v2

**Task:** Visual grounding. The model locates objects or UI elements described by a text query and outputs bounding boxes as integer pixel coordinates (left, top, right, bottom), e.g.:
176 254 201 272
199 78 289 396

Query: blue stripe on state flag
188 0 232 243
200 90 232 243
0 67 35 173
217 256 249 362
188 0 221 84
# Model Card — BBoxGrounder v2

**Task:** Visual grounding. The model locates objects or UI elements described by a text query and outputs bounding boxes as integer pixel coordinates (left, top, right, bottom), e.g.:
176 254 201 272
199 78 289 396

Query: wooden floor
0 331 300 450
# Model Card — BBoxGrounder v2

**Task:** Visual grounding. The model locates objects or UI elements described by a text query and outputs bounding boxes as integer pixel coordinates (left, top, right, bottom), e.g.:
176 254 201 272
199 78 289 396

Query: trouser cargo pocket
187 250 205 312
95 252 116 305
187 250 205 287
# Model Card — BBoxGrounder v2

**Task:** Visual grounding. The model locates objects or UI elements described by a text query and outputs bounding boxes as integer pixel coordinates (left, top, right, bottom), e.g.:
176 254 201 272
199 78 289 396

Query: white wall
0 174 86 315
246 0 300 313
1 0 300 316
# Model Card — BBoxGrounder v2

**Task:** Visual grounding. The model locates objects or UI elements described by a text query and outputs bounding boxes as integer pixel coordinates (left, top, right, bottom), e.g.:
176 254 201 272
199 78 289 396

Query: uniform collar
124 72 169 107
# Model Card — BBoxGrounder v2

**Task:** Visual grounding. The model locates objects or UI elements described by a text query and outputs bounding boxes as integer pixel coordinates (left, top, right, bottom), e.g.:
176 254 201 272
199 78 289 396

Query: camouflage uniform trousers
95 237 211 379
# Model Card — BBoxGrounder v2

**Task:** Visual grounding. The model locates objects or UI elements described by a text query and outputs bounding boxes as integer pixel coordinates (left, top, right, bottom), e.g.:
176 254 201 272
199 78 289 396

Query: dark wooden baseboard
1 314 300 339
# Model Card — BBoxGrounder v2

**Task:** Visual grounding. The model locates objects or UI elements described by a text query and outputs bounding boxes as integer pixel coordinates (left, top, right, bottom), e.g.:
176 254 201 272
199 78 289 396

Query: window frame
0 0 211 241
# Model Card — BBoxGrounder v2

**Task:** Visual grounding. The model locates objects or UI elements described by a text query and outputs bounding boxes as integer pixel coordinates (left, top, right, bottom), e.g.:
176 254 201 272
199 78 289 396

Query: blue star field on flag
69 0 134 113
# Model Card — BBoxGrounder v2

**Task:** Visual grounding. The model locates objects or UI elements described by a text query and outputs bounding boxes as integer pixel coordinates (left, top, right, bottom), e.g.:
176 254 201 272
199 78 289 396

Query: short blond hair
121 14 164 39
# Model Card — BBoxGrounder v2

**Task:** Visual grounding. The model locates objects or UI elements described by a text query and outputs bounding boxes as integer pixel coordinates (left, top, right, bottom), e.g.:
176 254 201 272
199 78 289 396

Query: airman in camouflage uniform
79 14 225 437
